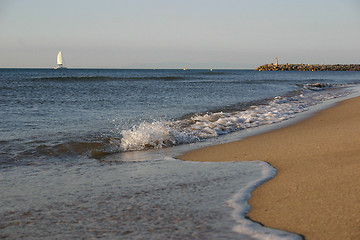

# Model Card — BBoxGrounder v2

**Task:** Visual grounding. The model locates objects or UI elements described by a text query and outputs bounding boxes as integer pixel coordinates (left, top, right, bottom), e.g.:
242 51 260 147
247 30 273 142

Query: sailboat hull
54 65 67 70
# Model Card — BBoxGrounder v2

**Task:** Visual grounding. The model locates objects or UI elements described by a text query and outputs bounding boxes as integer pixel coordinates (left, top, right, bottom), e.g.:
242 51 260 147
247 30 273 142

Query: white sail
54 51 67 69
57 51 63 65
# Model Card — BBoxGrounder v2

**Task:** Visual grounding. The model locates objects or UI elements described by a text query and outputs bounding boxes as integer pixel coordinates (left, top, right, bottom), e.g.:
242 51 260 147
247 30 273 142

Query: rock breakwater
256 64 360 71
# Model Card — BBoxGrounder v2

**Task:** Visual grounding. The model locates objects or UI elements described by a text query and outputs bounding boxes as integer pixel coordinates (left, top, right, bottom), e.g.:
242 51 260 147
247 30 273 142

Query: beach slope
178 96 360 240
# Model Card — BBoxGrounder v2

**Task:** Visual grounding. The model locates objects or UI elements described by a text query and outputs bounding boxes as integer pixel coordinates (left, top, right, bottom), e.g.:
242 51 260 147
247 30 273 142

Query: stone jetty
256 64 360 71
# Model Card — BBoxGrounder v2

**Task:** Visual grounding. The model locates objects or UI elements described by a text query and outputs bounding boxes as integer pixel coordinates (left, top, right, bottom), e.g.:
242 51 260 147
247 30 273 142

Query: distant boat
54 51 67 69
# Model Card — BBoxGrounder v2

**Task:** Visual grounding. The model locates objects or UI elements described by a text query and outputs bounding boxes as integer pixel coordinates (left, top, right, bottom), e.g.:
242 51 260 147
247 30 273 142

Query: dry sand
178 96 360 240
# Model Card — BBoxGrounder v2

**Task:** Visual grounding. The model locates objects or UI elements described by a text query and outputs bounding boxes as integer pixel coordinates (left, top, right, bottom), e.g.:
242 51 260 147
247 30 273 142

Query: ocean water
1 68 359 239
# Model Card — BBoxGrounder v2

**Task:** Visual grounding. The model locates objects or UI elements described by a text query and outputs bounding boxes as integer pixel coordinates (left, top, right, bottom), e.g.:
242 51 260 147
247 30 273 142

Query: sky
0 0 359 69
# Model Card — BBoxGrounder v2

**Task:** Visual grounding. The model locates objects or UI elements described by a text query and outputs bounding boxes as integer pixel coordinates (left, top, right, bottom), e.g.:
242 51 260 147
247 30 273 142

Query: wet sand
178 96 360 240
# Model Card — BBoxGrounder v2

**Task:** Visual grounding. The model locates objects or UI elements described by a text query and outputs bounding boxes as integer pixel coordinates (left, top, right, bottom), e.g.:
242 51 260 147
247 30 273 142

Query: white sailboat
54 51 67 69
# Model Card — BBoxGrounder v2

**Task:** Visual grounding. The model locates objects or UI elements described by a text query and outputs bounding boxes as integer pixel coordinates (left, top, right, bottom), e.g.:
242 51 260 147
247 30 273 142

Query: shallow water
1 157 281 239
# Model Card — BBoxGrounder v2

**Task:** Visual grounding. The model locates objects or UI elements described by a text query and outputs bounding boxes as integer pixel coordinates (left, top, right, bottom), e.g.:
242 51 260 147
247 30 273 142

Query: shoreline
178 96 360 240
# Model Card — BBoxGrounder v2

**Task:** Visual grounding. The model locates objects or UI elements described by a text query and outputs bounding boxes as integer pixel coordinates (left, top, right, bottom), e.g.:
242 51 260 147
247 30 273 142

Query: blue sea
1 68 359 239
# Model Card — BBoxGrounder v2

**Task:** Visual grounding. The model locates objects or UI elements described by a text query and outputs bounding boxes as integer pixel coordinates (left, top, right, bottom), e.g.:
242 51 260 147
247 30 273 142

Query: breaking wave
116 83 351 152
11 83 354 161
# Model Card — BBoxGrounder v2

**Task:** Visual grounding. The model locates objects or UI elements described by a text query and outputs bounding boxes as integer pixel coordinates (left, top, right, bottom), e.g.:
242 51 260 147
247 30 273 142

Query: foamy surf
115 83 353 153
228 161 303 240
12 83 353 161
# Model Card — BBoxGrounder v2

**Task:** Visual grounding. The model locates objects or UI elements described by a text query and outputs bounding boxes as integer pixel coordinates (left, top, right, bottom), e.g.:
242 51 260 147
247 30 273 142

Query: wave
10 83 354 161
17 141 107 159
304 82 335 91
31 76 186 82
108 83 353 152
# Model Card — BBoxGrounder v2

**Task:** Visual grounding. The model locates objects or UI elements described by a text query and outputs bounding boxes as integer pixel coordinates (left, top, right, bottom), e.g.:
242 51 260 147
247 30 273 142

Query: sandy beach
178 96 360 240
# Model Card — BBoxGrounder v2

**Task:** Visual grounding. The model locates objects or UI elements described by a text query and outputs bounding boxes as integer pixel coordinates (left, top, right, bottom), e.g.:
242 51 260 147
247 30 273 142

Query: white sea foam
115 85 352 153
119 121 199 151
228 161 303 240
